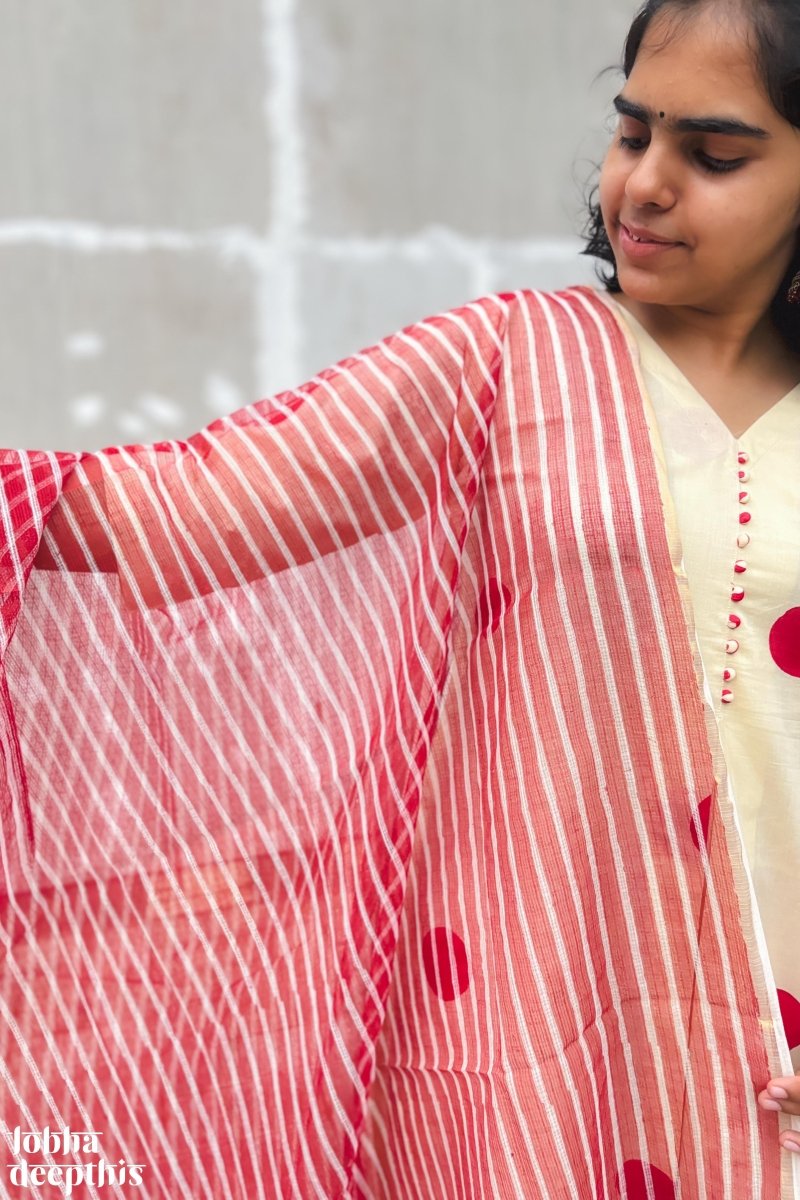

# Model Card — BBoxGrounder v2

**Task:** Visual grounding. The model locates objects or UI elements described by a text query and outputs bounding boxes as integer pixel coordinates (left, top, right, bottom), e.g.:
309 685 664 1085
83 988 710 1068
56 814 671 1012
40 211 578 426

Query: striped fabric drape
0 286 792 1198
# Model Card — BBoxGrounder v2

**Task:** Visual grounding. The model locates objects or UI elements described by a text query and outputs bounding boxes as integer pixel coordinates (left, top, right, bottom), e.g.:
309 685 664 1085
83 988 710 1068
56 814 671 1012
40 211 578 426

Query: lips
621 222 680 246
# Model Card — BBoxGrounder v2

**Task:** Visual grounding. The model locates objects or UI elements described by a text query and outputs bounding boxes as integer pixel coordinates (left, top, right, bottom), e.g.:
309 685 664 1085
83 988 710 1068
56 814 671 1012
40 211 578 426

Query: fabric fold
0 295 508 1199
0 450 78 873
0 288 792 1198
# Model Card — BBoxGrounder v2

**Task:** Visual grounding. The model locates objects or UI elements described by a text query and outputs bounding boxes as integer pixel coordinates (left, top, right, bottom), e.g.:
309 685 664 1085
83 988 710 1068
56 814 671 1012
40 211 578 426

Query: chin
616 268 671 296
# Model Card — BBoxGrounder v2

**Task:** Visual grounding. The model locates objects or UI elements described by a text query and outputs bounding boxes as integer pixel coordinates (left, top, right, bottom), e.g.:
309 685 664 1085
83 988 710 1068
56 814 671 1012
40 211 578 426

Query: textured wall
0 0 638 453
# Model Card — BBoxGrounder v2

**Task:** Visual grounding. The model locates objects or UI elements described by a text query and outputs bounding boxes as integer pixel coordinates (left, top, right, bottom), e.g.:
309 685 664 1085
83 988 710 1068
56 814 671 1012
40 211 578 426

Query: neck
612 291 789 375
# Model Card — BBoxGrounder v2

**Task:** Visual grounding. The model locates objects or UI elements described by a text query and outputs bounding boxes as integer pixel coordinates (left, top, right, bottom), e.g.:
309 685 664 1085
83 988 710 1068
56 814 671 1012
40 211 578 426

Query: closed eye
618 135 746 175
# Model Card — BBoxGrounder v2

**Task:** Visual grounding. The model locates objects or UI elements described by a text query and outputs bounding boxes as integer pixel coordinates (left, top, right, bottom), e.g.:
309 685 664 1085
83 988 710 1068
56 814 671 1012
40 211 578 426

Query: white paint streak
117 411 148 438
308 230 586 263
138 393 183 425
257 0 306 396
67 393 106 426
65 332 104 358
0 213 588 438
0 219 268 267
0 219 585 268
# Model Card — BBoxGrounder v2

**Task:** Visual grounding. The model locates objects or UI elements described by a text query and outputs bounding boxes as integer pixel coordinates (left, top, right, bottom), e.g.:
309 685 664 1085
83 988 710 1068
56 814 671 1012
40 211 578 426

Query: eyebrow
613 94 772 140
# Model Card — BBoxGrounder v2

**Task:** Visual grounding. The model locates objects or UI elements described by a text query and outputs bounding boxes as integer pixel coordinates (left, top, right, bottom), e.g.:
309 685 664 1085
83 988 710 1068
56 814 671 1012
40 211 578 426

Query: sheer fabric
0 287 793 1198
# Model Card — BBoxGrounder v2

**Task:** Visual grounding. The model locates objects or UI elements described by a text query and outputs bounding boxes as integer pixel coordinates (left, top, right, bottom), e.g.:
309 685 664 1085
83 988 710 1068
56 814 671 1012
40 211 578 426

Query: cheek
600 148 625 187
598 158 625 222
692 194 763 247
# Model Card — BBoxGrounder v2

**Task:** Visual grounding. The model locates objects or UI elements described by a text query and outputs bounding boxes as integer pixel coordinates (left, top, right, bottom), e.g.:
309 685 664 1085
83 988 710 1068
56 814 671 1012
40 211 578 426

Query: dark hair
579 0 800 346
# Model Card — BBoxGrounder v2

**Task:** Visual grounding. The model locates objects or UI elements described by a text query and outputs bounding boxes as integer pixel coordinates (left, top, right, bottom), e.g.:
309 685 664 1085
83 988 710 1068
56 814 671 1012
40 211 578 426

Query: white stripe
571 286 758 1194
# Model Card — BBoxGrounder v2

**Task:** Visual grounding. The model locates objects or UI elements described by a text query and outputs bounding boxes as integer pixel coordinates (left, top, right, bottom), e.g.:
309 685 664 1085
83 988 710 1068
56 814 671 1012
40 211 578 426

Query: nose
623 142 677 208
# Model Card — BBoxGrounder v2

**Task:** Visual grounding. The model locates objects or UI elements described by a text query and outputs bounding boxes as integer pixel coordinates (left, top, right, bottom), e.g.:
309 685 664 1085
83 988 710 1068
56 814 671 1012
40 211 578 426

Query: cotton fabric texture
609 297 800 1083
0 285 796 1199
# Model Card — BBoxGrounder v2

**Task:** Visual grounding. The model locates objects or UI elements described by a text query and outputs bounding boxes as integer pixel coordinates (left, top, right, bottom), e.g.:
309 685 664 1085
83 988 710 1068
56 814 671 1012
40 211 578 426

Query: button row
723 452 751 703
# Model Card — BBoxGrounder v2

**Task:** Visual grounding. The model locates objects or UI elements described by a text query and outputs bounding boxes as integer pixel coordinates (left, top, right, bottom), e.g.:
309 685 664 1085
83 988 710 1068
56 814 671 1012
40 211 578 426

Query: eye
617 134 745 175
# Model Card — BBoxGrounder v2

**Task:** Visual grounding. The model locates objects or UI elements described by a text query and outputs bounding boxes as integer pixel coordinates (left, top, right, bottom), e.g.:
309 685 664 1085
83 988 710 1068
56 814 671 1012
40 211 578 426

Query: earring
788 269 800 304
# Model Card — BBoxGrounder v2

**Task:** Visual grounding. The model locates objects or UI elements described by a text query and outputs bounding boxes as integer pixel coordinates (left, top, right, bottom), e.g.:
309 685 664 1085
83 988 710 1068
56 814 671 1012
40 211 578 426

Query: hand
757 1075 800 1154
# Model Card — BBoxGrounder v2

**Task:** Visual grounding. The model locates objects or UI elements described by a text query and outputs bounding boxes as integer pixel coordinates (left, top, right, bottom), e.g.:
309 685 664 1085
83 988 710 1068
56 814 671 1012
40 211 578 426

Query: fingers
759 1076 800 1154
758 1076 800 1116
757 1088 800 1119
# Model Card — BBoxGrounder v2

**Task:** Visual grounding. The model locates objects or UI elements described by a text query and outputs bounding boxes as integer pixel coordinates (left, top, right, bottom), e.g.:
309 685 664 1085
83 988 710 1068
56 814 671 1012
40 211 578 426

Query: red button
739 491 750 504
728 614 741 629
722 689 734 704
738 452 749 465
731 587 745 602
726 639 740 654
739 512 752 525
734 560 747 574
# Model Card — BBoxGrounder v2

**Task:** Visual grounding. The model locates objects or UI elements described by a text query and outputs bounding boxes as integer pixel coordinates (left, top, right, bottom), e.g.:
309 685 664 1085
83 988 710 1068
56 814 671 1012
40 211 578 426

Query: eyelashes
617 135 745 175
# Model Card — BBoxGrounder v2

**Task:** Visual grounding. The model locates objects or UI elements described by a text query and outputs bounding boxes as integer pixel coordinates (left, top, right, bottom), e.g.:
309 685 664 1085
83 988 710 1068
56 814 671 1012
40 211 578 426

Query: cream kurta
606 292 800 1075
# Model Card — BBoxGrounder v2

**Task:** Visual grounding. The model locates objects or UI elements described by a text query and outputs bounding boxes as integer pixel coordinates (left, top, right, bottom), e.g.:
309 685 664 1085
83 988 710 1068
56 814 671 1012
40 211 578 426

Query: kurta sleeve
0 294 511 1199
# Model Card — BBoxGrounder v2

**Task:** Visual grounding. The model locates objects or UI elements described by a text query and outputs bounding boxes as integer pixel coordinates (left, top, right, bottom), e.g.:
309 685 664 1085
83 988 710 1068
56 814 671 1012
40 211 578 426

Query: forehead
632 6 765 95
626 9 780 130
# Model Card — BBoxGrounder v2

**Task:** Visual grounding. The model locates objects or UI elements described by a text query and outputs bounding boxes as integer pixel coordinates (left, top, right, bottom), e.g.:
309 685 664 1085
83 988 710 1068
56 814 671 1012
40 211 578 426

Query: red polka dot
477 579 511 636
778 990 800 1050
770 608 800 678
616 1159 676 1199
690 794 713 852
422 928 470 1001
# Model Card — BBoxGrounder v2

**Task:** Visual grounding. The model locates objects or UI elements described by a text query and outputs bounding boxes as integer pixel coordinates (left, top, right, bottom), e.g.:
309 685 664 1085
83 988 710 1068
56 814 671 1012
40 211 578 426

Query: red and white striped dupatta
0 286 792 1199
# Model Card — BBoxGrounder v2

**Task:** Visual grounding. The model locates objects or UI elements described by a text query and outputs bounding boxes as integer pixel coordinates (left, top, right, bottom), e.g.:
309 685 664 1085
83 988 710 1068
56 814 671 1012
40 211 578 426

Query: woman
0 0 798 1197
594 0 800 1167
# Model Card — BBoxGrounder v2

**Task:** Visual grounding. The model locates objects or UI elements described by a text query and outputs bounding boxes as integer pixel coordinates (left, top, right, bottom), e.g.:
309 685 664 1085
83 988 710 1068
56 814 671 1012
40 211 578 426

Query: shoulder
406 285 623 348
336 286 631 393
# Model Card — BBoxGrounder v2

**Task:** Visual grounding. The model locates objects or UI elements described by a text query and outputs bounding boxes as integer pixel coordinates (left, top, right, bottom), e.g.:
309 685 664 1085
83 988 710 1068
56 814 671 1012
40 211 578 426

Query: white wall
0 0 640 452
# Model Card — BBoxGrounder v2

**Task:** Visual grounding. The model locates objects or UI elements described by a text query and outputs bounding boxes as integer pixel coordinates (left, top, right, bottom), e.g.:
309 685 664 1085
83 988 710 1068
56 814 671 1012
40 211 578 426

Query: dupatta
0 285 793 1198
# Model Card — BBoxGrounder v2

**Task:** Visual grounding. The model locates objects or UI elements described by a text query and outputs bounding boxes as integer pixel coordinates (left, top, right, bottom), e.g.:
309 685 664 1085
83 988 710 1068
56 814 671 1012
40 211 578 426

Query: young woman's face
599 5 800 311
